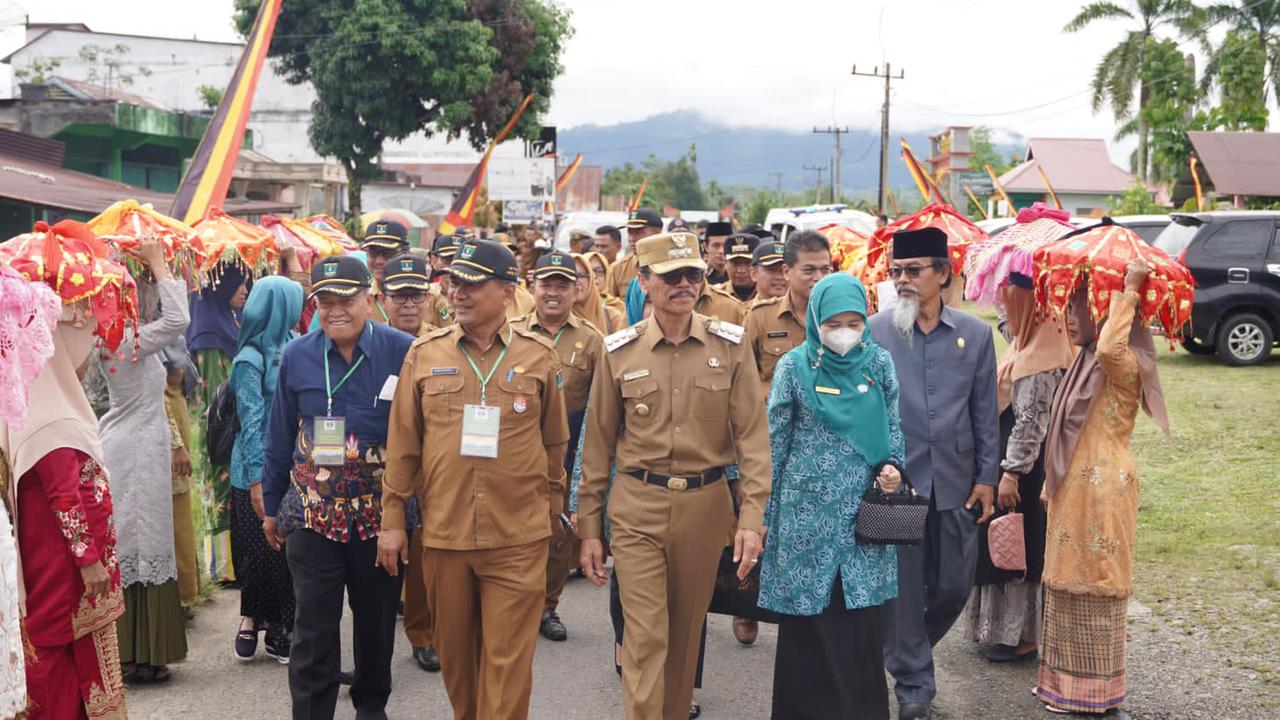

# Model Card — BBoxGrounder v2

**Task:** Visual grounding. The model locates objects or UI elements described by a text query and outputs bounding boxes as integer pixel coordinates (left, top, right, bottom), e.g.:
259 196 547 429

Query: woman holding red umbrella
1036 258 1169 715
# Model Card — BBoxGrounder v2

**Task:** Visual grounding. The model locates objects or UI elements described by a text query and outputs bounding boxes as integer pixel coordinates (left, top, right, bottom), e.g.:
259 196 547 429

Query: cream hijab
0 307 105 483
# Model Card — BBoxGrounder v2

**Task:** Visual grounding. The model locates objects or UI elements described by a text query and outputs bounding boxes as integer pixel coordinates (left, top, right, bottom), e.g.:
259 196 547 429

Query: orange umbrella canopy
191 207 279 275
1034 219 1195 340
88 199 205 282
261 215 346 270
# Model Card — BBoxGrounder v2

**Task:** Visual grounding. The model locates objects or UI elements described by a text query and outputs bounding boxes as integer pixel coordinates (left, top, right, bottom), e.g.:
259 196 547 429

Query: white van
765 204 877 241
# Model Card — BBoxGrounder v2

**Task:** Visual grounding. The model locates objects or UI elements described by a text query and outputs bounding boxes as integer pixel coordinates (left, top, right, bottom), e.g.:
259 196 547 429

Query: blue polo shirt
263 320 414 541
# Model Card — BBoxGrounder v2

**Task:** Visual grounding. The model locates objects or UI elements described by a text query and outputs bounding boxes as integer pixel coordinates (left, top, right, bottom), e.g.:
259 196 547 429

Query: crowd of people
0 206 1169 720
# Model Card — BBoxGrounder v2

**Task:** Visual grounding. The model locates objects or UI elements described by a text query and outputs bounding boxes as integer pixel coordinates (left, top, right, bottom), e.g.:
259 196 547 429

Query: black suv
1154 211 1280 365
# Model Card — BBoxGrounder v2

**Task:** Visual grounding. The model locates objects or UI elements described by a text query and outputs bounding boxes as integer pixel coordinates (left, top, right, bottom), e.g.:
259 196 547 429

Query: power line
802 164 827 203
813 126 849 199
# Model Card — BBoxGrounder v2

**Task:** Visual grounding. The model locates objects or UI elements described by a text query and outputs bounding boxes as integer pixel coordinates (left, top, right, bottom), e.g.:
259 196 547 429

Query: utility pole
802 164 826 204
852 62 905 215
767 171 785 197
813 126 849 201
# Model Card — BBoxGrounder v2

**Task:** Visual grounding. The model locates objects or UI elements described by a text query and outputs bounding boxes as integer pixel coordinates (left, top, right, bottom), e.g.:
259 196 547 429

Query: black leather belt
628 467 725 491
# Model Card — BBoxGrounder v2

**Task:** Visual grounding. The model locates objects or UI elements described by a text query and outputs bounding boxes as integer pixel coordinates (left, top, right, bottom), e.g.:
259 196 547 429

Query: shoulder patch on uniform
512 326 558 353
604 325 641 352
410 326 452 347
707 319 744 344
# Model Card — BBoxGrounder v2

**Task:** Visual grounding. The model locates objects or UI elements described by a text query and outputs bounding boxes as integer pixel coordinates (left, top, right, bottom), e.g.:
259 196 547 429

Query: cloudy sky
24 0 1234 158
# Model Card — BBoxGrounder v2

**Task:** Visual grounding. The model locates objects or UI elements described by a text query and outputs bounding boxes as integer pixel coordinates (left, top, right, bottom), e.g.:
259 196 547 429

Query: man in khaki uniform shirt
579 231 771 720
748 240 788 307
605 208 663 298
510 251 604 643
695 280 746 324
379 239 570 720
743 230 833 383
715 233 758 303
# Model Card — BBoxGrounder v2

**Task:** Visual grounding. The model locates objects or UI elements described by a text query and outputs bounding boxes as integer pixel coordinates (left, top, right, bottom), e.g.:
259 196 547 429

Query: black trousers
285 529 403 720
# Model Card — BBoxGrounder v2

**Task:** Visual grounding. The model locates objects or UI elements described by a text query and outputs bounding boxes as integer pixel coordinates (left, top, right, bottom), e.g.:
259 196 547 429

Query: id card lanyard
459 333 510 405
324 349 366 416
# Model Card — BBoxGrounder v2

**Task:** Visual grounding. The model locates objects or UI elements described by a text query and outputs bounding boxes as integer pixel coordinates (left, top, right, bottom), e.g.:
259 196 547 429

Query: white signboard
489 157 556 201
503 200 545 224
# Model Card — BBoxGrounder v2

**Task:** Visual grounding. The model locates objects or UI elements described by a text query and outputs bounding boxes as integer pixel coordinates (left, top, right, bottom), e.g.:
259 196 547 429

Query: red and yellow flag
628 177 649 212
555 153 583 192
439 94 535 234
900 139 946 205
171 0 284 225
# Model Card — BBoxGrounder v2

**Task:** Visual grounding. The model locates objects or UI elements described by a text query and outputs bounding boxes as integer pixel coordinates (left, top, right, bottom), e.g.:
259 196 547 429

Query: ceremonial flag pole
1036 164 1063 210
886 187 901 216
985 164 1016 217
439 93 536 234
963 183 989 220
629 177 649 212
171 0 284 225
555 153 583 192
1190 156 1205 212
900 139 946 205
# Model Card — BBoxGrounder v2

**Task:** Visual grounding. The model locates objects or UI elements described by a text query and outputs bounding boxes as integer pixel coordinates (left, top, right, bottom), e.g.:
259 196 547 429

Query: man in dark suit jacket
867 228 1000 720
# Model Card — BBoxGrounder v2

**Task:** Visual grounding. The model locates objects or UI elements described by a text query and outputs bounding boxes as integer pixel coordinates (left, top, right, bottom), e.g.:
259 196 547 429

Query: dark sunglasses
657 267 706 285
887 263 939 280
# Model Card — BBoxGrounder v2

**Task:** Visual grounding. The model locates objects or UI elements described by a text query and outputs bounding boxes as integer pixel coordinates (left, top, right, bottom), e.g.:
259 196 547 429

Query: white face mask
819 326 862 356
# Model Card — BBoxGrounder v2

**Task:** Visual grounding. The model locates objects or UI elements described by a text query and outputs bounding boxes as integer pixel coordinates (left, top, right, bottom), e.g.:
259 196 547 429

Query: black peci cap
432 233 464 258
704 221 733 238
361 220 410 251
725 233 758 261
891 227 949 260
533 250 578 282
381 253 431 293
753 241 785 266
310 255 372 298
447 239 520 285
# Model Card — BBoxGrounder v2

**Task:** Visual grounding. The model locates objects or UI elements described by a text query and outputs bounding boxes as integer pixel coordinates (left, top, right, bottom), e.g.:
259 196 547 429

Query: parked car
1112 214 1171 244
553 211 630 253
1153 211 1280 365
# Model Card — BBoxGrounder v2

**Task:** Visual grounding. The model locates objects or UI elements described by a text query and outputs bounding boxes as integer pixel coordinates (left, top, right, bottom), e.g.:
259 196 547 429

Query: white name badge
461 404 500 458
312 416 346 466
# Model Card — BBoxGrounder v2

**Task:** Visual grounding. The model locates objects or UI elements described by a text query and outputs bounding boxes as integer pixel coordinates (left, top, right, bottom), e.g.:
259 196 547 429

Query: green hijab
790 273 893 465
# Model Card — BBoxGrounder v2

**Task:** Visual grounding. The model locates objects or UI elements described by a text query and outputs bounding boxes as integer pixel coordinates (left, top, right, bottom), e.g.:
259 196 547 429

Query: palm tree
1064 1 1205 181
1203 1 1280 113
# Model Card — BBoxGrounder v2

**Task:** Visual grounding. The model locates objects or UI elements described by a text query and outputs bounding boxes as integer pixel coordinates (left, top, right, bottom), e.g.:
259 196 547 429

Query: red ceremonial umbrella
866 202 988 278
1033 219 1195 340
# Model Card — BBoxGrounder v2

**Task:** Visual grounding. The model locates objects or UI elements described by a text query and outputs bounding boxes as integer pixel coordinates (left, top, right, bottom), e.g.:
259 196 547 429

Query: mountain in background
559 110 960 196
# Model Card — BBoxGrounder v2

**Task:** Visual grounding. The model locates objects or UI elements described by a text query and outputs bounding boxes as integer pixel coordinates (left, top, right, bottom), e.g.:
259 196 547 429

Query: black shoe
264 633 291 665
412 646 441 672
689 701 701 719
540 611 567 641
987 643 1037 663
339 670 355 685
899 702 931 720
234 628 258 661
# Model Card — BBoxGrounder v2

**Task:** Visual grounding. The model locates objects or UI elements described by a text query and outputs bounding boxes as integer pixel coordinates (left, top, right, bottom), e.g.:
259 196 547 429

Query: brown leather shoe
732 616 758 645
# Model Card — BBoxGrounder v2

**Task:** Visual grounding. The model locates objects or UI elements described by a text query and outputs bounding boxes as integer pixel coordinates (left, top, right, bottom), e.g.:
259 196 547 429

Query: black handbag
854 477 930 546
708 547 786 624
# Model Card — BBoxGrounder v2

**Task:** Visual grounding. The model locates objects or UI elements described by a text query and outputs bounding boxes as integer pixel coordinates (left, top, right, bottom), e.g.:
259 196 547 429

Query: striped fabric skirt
1036 589 1127 714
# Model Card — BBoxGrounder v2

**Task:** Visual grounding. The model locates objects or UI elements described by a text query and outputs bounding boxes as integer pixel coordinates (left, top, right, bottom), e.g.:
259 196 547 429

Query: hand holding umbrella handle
1124 259 1151 293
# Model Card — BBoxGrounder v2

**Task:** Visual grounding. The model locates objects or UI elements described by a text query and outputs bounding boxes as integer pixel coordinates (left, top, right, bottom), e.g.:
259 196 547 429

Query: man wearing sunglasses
578 232 771 720
867 227 999 720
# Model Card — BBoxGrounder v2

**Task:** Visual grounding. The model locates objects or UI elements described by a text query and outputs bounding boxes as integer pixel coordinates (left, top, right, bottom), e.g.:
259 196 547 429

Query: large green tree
601 150 707 211
1065 0 1204 182
1115 38 1198 182
233 0 572 218
1204 0 1280 114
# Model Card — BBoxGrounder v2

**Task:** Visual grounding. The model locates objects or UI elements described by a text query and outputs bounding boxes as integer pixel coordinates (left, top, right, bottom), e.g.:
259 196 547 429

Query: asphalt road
125 577 1270 719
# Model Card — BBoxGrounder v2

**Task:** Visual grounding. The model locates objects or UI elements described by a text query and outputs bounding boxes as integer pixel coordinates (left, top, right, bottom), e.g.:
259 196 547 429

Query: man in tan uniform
716 233 759 303
743 230 832 383
379 239 570 720
579 231 771 720
511 250 604 643
695 277 746 324
605 208 663 298
749 240 788 306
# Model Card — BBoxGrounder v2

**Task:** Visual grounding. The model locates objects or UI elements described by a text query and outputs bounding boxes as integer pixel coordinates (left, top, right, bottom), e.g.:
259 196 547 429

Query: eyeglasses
657 267 706 285
887 263 940 279
387 292 428 306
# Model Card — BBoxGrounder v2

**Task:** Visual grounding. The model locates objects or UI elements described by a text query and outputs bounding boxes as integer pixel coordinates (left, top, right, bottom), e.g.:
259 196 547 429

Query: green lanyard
459 330 511 405
375 298 389 323
551 327 567 345
324 349 366 416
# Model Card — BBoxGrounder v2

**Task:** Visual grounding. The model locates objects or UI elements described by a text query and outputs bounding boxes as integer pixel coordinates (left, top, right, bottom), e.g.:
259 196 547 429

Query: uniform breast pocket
421 375 466 420
497 374 542 419
297 385 328 418
620 376 659 424
692 374 730 421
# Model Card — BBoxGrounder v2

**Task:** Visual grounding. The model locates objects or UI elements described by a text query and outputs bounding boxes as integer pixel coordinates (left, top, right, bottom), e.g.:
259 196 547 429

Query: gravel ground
124 581 1276 719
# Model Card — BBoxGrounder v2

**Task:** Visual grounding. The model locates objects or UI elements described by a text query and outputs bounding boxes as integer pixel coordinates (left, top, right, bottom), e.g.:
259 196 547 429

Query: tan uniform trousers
403 526 432 648
425 539 549 720
172 490 200 606
609 473 735 720
545 485 577 612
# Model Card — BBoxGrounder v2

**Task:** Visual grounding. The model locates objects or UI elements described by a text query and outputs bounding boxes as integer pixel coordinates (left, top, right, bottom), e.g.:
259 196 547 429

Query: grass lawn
971 303 1280 684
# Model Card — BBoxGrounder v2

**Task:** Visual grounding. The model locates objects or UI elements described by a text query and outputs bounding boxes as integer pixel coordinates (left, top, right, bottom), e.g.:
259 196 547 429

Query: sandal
125 664 172 685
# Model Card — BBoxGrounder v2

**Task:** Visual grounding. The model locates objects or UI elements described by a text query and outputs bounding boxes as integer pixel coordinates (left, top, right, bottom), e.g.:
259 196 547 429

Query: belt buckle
666 476 688 491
